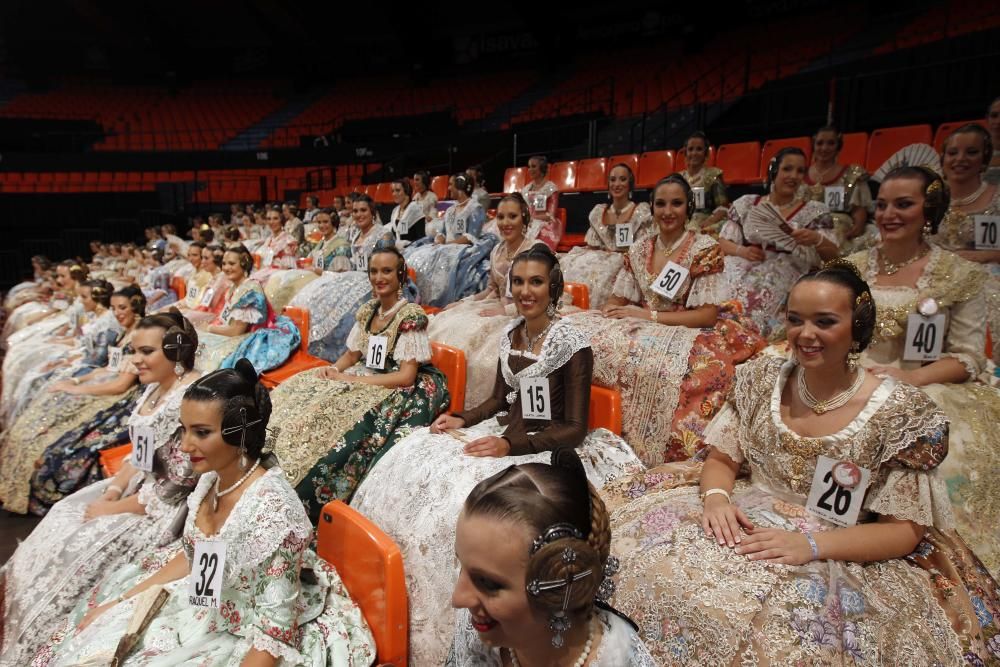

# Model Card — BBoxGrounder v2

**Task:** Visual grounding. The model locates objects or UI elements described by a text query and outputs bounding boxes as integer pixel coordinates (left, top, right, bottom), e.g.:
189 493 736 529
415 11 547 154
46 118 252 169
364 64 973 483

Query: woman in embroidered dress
250 207 299 285
308 208 352 275
413 170 439 229
719 146 840 339
174 241 206 308
678 132 729 235
269 247 449 520
351 245 644 665
405 173 494 308
139 246 178 312
175 244 230 327
559 163 654 308
520 155 562 250
930 123 1000 363
848 165 1000 577
569 174 765 465
388 177 427 247
600 262 1000 665
32 359 376 667
429 194 548 407
287 195 403 362
447 448 655 666
195 246 300 374
0 312 201 665
800 125 874 253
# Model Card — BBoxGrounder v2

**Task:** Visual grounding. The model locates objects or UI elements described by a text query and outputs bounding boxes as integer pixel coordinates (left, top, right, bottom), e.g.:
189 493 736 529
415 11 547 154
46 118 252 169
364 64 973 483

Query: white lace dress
351 319 645 665
0 382 196 666
35 467 376 667
446 608 656 666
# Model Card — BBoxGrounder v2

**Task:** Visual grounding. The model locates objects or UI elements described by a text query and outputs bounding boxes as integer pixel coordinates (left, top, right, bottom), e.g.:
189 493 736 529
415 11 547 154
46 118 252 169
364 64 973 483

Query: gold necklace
655 231 687 258
878 245 929 275
796 366 865 414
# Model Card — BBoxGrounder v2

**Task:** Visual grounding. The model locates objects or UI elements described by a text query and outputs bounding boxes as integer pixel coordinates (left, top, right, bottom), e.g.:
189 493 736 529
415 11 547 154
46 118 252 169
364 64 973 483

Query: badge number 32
189 540 226 608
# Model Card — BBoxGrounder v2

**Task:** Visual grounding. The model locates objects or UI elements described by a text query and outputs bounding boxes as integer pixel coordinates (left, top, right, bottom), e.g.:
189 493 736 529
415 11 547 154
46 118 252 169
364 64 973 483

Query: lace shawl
498 317 590 409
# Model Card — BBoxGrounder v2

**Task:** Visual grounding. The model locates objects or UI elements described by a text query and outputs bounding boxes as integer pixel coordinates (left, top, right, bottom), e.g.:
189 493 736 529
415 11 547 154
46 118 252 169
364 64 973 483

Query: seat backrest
933 119 988 151
547 161 577 191
674 145 716 172
588 385 622 435
865 124 933 173
318 501 408 667
608 154 640 182
430 341 467 413
760 137 812 177
714 141 762 184
575 158 608 192
375 182 394 204
636 150 676 188
502 167 527 193
282 306 311 351
839 132 869 167
430 175 450 200
563 282 590 311
99 443 134 478
170 276 187 302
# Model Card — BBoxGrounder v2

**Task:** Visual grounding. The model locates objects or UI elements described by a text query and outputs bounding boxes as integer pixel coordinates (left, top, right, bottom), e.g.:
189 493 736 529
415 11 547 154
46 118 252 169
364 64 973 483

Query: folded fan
744 201 797 252
872 143 941 182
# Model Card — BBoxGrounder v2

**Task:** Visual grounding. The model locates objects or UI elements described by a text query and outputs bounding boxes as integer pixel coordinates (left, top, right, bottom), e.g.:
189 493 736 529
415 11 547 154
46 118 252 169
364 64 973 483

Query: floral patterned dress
565 232 765 465
0 381 196 665
350 318 645 665
250 230 298 284
33 467 376 666
850 245 1000 576
721 195 837 339
195 279 300 374
270 299 449 521
601 356 1000 665
559 202 654 308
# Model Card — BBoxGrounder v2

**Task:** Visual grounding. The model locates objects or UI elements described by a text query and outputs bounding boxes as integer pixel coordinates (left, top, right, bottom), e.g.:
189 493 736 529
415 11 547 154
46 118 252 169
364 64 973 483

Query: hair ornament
530 522 583 555
821 257 865 281
595 555 620 603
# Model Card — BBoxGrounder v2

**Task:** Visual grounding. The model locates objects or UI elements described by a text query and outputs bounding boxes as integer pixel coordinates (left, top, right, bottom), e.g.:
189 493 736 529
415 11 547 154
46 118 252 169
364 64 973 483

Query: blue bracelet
804 532 820 561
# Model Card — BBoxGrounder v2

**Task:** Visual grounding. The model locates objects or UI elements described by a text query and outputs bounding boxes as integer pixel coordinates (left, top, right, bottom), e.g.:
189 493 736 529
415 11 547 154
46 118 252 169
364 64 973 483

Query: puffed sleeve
393 309 432 364
703 403 744 464
228 287 267 325
244 528 310 662
864 385 954 528
719 204 745 244
345 322 365 353
686 244 728 308
611 248 641 303
941 262 988 378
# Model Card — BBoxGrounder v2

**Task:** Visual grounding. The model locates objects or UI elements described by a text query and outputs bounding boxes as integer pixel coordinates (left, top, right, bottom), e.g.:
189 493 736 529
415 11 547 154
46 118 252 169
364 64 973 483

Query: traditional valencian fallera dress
797 162 874 253
269 299 449 520
33 467 376 666
680 166 729 235
566 231 765 465
520 179 561 250
850 245 1000 577
601 356 1000 665
722 195 837 339
559 201 654 309
0 380 196 665
351 317 645 665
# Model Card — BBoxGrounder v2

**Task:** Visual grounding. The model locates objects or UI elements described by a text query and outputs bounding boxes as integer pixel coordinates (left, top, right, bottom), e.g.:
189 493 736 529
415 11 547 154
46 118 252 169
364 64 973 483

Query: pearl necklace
878 245 929 275
950 181 988 207
796 366 865 415
508 618 594 667
212 458 260 511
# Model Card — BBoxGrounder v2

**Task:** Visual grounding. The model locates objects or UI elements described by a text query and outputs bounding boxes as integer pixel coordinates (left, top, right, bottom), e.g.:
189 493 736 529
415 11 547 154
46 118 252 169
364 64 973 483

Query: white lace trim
394 329 432 363
686 270 728 308
246 625 303 662
611 269 641 303
345 321 365 353
498 317 590 400
229 306 264 324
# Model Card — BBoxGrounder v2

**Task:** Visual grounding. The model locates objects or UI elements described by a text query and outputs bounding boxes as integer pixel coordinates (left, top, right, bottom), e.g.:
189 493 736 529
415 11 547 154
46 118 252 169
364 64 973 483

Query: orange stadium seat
260 306 330 389
674 146 715 172
318 501 408 667
430 342 467 413
933 119 988 151
502 167 527 193
760 137 812 176
839 132 869 167
865 124 933 173
100 443 133 477
563 282 590 311
548 161 577 191
715 141 762 185
608 154 640 181
430 175 450 200
374 182 394 204
170 276 187 302
574 158 608 192
588 386 622 435
636 150 675 188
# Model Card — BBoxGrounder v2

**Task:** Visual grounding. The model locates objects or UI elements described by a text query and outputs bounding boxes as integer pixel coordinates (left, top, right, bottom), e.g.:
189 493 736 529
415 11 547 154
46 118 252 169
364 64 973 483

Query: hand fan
744 201 797 251
872 143 941 182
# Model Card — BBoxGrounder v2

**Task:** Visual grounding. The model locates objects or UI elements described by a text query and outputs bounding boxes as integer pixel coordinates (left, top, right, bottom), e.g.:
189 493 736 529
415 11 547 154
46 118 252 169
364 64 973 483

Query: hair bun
234 358 258 386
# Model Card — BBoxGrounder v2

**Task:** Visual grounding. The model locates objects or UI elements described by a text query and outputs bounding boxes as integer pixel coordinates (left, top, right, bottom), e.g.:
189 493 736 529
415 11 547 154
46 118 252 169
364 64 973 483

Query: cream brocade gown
848 246 1000 577
602 356 1000 665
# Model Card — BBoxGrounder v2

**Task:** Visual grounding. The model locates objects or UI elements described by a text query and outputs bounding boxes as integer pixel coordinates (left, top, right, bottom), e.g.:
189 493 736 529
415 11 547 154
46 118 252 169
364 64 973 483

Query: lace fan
744 201 796 251
872 143 941 182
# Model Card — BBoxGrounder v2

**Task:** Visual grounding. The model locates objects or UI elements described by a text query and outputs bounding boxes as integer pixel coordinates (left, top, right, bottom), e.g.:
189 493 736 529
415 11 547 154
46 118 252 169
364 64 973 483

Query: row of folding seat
500 120 984 194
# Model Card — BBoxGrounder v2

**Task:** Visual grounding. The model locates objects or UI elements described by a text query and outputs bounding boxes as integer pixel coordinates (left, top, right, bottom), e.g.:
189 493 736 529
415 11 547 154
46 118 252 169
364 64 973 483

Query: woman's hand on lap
463 436 510 458
430 413 464 434
734 528 814 565
701 495 754 548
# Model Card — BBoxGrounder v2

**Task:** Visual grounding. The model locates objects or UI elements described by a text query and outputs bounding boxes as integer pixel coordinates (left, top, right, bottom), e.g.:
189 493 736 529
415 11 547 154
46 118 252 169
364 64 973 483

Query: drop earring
922 220 933 237
846 342 861 372
174 361 185 378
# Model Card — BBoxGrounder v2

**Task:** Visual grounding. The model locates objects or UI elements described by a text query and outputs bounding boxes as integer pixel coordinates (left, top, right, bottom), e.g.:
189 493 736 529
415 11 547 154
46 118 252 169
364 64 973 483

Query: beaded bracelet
804 532 820 561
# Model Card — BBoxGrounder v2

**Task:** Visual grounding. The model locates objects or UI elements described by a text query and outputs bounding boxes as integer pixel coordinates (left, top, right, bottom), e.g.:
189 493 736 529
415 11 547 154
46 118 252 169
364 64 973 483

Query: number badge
975 215 1000 250
108 346 124 372
519 377 552 420
131 425 156 472
691 186 706 210
188 540 227 608
366 334 388 370
198 288 215 308
615 223 633 248
805 455 871 527
824 186 846 212
903 313 945 361
649 261 690 301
